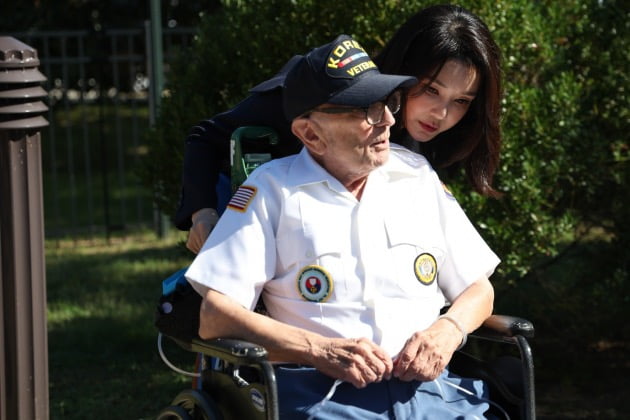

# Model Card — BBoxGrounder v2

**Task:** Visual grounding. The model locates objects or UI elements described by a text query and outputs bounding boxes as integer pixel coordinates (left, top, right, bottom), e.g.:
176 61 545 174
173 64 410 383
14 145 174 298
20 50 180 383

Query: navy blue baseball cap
250 35 417 121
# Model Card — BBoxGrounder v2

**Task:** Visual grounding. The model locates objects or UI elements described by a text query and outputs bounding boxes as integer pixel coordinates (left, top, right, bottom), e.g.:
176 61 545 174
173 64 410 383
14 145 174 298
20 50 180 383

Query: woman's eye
425 86 438 95
455 98 472 106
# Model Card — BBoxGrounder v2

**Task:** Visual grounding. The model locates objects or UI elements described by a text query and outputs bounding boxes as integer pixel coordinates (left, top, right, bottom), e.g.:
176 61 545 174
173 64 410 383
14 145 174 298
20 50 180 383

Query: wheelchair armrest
469 315 537 419
170 335 269 365
164 335 280 419
471 314 535 342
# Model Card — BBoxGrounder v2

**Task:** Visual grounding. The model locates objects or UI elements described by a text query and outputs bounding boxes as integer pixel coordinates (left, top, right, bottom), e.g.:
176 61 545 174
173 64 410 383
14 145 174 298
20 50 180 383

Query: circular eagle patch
297 265 333 302
414 253 437 285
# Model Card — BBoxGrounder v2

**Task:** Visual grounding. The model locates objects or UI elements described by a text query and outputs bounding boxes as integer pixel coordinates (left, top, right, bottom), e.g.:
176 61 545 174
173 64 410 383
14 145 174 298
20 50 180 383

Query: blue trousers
275 366 491 419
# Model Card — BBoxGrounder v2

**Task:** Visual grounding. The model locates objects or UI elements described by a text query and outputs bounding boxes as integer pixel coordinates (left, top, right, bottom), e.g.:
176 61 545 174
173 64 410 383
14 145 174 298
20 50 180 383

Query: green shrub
140 0 629 293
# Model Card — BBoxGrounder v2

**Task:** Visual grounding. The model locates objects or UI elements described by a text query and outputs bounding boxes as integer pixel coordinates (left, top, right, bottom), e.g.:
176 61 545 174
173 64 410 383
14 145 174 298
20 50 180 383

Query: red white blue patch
297 265 333 302
326 38 376 79
227 185 257 212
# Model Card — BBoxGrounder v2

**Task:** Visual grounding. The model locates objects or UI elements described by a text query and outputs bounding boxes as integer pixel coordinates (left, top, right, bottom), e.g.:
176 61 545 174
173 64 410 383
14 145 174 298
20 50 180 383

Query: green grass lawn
46 230 195 419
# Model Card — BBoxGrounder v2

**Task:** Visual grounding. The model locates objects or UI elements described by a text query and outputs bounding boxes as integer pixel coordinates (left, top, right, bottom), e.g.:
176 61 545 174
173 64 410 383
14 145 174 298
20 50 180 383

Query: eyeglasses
307 89 402 126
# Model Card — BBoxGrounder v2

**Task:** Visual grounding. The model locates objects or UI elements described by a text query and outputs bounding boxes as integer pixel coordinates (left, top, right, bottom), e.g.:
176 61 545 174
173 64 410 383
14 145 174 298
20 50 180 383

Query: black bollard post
0 36 50 420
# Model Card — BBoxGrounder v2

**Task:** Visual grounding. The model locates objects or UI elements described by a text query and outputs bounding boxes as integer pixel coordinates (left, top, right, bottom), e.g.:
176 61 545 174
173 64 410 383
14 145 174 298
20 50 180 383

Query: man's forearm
198 288 395 388
442 276 494 334
199 288 322 364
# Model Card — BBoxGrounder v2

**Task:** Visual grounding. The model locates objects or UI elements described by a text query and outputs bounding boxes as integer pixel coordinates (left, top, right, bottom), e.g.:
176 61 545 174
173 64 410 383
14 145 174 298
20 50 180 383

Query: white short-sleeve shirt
186 144 499 357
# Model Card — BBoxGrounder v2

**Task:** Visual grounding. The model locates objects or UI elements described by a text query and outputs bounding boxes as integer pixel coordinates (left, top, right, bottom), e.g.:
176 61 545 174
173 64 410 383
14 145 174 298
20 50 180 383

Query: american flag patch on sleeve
227 185 257 212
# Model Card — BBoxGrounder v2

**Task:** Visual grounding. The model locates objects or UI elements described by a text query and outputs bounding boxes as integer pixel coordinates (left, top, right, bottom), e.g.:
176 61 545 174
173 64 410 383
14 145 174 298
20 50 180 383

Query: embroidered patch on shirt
414 253 437 285
297 265 333 302
227 185 257 212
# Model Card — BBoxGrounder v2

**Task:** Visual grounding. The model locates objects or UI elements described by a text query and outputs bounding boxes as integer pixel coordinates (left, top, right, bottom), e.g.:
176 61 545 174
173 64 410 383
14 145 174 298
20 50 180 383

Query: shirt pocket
276 225 344 269
276 225 349 302
384 215 446 298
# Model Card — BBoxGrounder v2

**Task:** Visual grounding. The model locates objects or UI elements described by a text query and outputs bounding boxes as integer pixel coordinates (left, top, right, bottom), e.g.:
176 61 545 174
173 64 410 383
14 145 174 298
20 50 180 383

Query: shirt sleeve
185 179 278 310
434 177 500 302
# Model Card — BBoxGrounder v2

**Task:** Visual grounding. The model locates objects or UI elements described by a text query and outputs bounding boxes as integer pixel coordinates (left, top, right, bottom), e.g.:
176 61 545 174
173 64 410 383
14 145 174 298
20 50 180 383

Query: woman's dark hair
374 4 502 197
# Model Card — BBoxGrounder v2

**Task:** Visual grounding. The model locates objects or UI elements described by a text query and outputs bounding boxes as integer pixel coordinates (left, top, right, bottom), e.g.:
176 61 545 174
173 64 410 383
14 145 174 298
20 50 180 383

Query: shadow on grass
46 234 198 419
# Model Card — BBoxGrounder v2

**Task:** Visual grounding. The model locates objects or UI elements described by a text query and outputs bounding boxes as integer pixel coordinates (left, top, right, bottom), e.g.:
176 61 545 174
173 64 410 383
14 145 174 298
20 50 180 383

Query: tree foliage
0 0 219 32
140 0 629 300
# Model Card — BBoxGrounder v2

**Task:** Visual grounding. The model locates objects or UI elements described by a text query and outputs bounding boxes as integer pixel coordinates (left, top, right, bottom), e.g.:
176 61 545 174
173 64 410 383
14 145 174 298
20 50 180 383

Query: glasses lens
387 90 402 114
366 102 385 125
365 90 402 125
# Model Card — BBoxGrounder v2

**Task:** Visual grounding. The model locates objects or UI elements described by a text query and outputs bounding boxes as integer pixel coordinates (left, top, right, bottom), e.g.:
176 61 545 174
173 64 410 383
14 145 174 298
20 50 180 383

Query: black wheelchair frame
156 127 536 419
157 314 534 420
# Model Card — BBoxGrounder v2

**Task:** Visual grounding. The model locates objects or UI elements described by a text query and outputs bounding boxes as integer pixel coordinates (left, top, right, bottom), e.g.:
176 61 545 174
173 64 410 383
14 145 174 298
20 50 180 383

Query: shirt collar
377 144 425 181
286 144 422 190
286 148 346 193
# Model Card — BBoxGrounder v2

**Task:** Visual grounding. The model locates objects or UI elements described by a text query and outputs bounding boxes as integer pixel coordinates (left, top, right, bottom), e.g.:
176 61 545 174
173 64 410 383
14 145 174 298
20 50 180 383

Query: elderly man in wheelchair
156 35 535 419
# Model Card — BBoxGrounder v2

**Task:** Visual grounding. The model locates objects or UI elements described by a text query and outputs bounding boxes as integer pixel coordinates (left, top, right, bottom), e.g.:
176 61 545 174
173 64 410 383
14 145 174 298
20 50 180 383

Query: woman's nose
431 102 448 120
433 105 448 120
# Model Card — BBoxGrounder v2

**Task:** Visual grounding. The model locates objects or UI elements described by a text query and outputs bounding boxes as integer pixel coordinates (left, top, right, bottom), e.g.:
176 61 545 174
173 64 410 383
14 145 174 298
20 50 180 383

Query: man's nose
378 105 396 127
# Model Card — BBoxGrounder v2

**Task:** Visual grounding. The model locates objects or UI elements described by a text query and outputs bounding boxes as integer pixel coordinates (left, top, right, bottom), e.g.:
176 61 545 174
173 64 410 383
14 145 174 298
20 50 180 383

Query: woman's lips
419 121 438 133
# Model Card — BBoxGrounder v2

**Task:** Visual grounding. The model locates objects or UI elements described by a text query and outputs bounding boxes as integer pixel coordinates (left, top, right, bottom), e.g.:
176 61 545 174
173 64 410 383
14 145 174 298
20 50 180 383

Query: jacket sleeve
173 89 300 230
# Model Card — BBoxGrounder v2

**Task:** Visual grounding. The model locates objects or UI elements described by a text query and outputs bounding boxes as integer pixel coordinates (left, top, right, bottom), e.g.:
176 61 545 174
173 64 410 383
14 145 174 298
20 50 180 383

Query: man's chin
374 149 390 166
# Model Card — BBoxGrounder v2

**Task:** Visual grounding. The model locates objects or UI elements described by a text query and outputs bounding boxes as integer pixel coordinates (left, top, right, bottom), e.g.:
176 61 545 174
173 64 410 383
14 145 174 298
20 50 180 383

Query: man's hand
199 289 393 389
311 337 393 388
392 318 463 382
187 208 219 253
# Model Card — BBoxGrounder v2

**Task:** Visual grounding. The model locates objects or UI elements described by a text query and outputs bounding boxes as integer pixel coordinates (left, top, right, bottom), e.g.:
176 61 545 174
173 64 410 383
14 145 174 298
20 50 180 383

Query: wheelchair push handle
230 126 278 191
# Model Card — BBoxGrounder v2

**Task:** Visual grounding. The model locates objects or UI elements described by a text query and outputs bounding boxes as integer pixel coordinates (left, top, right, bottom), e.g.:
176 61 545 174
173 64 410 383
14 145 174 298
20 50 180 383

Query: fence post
0 36 50 420
148 0 170 238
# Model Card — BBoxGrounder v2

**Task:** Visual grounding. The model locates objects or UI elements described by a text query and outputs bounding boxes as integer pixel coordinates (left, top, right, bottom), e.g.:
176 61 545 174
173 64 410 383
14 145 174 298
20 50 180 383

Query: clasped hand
312 325 460 388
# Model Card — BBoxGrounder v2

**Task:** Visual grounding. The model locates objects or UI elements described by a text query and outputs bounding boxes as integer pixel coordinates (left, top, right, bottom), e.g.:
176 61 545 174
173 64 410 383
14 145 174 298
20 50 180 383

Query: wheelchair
155 127 536 420
156 315 535 420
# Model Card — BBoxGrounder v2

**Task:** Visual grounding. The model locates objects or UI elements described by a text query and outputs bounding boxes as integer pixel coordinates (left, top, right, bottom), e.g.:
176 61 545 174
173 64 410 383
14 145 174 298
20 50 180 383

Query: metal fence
3 25 196 238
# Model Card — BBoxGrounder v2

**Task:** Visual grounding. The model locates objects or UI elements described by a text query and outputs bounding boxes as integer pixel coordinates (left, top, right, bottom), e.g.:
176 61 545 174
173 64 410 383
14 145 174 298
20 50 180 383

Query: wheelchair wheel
156 405 193 420
164 389 223 420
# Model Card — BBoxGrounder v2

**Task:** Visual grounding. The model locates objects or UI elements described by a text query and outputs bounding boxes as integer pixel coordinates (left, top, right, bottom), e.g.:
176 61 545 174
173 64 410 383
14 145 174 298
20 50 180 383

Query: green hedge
140 0 629 294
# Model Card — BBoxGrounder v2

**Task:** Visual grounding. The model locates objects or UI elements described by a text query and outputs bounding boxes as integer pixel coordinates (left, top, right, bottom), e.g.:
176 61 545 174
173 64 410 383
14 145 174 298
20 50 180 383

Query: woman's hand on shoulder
187 208 219 253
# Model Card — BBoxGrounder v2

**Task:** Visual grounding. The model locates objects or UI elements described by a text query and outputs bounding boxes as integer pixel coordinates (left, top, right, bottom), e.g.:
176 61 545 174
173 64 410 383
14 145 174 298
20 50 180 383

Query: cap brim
328 73 417 107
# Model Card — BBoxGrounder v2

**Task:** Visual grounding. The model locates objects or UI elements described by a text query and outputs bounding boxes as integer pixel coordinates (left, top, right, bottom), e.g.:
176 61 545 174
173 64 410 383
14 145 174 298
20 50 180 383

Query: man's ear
291 118 326 156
